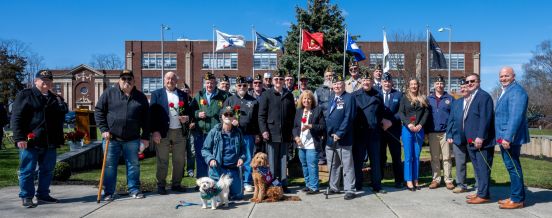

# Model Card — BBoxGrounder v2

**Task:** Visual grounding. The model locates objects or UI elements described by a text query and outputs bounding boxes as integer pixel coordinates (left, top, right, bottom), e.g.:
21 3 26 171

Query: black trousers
353 130 382 191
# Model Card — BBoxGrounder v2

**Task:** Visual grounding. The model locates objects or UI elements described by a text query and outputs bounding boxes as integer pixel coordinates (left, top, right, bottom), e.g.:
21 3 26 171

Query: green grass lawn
529 129 552 136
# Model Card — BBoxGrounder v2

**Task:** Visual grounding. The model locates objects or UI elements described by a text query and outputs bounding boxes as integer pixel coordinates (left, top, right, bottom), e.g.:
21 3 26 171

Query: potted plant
65 129 86 151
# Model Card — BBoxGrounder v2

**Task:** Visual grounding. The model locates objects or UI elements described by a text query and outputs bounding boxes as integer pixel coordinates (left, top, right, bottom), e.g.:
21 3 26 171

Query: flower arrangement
65 129 86 143
169 101 186 115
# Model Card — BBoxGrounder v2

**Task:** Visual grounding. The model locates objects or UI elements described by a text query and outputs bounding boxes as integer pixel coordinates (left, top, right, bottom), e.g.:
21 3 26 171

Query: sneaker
453 186 468 193
244 184 254 192
157 186 168 195
21 198 37 208
171 185 186 193
103 194 115 201
344 192 356 200
130 192 145 199
36 195 59 204
187 170 194 178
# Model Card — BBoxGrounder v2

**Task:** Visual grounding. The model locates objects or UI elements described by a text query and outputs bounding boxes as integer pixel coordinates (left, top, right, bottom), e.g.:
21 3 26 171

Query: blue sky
2 0 551 90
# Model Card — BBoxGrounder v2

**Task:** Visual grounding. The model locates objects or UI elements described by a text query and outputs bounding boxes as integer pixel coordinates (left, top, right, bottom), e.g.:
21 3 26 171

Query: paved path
0 185 551 218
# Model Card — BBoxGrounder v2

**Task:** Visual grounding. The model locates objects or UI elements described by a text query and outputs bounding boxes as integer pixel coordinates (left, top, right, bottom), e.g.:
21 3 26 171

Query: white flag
382 30 390 73
216 30 245 51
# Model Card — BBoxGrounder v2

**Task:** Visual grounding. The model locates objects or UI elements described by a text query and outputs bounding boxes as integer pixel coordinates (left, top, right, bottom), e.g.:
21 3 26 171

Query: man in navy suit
352 71 390 194
325 75 356 200
379 72 404 188
463 73 495 204
495 67 529 209
150 71 192 195
446 78 475 193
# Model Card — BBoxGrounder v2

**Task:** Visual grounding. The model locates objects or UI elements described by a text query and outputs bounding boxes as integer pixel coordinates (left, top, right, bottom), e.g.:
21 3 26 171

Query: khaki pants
428 132 452 184
155 129 187 187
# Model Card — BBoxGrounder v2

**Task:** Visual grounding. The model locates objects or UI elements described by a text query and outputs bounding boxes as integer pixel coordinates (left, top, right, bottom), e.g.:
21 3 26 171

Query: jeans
209 166 243 199
18 147 57 199
102 139 141 195
402 126 424 182
298 148 319 191
242 135 255 186
500 144 525 202
194 133 209 178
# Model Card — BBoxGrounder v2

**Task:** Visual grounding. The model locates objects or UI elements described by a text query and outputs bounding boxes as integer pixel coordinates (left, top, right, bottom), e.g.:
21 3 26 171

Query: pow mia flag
429 32 447 69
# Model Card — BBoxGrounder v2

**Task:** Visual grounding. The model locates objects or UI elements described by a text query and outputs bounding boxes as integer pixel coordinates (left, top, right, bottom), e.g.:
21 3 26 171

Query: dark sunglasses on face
466 79 477 84
253 81 262 84
121 76 133 81
223 112 234 117
236 84 247 87
273 78 284 81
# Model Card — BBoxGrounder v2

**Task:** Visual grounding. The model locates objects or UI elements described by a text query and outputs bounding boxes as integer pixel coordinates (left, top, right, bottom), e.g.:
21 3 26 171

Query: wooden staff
97 138 110 203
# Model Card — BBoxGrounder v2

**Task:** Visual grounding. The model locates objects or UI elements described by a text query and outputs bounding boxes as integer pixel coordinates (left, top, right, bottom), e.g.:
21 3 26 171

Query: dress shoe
452 187 467 193
428 181 439 189
157 186 168 195
373 188 387 194
499 200 524 209
171 185 186 193
415 185 422 190
22 198 37 208
466 196 490 204
498 198 511 204
465 193 477 199
36 195 59 204
445 182 455 190
394 182 404 189
306 189 319 195
326 189 340 195
301 187 309 192
406 186 416 192
282 186 292 194
344 192 356 200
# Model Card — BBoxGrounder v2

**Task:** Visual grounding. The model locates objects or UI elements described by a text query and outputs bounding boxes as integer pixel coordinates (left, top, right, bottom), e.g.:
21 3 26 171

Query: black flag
429 33 447 69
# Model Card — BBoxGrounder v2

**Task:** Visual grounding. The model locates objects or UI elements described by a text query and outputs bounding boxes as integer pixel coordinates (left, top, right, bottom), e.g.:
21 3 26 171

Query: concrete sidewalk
0 185 550 218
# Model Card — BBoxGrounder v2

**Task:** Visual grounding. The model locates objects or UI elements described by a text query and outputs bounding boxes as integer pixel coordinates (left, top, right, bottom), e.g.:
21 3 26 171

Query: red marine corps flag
301 29 324 51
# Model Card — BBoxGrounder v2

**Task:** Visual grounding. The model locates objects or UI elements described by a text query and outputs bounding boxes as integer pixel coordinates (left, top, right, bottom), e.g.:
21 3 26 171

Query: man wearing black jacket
258 69 296 191
11 70 68 208
223 75 259 192
95 70 150 201
150 71 191 195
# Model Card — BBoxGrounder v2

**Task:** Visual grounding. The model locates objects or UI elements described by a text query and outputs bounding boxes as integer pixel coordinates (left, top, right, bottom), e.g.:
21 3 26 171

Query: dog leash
175 200 200 209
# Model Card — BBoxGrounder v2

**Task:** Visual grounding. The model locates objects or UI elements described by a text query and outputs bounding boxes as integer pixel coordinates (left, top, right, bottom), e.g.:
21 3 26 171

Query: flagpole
342 29 347 79
298 26 302 82
252 25 255 78
426 25 430 95
212 25 216 74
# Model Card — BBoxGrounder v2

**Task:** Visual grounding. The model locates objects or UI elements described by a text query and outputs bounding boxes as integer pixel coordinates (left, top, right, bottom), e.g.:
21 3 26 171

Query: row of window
142 53 465 71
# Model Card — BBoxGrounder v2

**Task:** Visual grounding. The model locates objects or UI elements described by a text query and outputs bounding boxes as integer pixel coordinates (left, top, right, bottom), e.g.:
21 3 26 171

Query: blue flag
255 32 283 52
346 34 366 61
429 33 447 69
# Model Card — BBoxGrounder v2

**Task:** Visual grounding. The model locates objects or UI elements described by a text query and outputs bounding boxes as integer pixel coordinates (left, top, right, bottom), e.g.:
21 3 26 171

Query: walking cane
325 140 339 199
97 138 110 203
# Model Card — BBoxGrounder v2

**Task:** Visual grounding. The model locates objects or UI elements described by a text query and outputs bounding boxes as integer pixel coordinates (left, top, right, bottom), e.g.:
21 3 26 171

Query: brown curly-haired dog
250 152 284 203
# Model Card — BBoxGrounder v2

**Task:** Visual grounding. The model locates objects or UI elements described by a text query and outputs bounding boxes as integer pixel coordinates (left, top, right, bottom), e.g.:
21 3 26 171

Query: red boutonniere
468 138 473 145
234 105 241 119
27 133 35 141
409 116 416 124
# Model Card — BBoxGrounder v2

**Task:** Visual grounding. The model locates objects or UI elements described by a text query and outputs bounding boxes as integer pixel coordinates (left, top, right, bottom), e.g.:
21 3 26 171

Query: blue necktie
329 97 337 113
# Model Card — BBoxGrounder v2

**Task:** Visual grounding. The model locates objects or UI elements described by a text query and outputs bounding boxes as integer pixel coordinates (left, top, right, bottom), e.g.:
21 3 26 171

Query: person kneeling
202 107 246 200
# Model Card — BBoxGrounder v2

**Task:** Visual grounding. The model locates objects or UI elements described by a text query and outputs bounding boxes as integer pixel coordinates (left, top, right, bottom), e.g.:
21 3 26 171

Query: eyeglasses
121 76 133 81
285 78 293 81
253 81 262 84
273 78 284 81
223 112 234 117
236 84 247 87
466 79 478 84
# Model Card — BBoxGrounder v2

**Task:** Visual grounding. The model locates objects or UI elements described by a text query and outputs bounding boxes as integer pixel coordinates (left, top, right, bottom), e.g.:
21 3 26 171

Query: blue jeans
102 139 141 195
194 133 209 178
500 144 525 202
18 147 57 199
402 126 424 182
209 166 243 199
298 148 319 191
242 135 255 186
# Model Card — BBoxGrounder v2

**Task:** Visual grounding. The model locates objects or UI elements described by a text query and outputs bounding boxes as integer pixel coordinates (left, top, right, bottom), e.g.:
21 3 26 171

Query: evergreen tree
0 47 27 105
280 0 351 87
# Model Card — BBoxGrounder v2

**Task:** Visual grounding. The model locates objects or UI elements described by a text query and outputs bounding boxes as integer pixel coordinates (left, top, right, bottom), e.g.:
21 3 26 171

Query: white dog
196 174 232 209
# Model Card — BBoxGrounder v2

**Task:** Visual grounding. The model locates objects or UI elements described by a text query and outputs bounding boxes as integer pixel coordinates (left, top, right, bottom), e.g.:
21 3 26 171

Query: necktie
329 97 337 113
384 93 390 107
462 96 473 128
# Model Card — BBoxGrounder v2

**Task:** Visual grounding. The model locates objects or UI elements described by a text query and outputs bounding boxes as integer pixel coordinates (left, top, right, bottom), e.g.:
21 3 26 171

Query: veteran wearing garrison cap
219 74 231 93
345 61 362 93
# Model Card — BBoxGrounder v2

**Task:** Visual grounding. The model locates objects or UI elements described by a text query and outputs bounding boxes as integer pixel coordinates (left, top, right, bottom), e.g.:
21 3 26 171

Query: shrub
53 161 72 181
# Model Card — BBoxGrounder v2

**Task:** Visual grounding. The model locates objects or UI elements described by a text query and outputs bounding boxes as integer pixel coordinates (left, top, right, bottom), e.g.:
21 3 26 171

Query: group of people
11 63 528 209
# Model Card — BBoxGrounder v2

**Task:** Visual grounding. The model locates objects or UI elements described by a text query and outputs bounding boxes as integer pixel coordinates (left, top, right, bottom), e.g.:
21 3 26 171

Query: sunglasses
466 79 477 84
273 78 284 81
223 112 234 117
253 81 262 84
121 76 133 81
236 84 247 87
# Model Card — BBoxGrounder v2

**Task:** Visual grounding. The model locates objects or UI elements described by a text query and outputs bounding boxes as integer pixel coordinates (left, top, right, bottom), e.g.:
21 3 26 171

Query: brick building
51 40 480 111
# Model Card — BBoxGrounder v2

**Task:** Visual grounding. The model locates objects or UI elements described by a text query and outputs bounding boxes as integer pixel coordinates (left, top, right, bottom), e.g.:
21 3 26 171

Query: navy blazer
150 88 191 138
353 88 384 130
380 89 402 135
446 97 466 145
494 82 529 145
325 92 356 147
464 88 495 150
292 106 326 152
